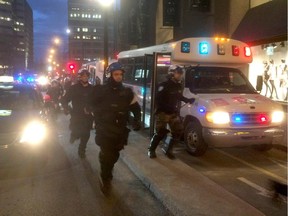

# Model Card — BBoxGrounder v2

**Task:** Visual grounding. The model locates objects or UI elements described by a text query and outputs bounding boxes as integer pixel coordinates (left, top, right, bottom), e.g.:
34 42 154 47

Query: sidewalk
120 131 265 216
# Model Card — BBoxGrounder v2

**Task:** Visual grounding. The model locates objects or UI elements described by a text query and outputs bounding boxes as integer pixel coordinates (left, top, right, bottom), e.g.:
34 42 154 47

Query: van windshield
185 67 257 94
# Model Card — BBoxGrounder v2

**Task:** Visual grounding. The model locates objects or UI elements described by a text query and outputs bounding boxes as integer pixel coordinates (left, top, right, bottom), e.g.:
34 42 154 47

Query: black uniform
92 81 141 183
149 78 193 159
62 82 94 156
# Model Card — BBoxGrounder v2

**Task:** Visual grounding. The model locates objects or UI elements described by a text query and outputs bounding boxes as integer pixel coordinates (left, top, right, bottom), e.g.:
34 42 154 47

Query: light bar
244 46 251 57
217 44 225 55
199 42 209 54
181 41 190 53
232 45 240 56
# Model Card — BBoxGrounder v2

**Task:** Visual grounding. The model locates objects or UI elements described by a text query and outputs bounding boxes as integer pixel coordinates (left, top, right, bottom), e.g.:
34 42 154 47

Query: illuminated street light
97 0 114 74
54 37 60 45
66 28 71 34
50 49 55 54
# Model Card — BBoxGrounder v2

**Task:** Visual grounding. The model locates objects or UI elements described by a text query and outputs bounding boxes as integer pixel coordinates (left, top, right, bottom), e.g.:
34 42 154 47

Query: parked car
0 76 51 169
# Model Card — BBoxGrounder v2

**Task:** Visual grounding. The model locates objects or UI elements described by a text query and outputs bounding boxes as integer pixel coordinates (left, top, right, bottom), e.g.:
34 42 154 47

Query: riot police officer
92 62 141 195
148 65 195 159
62 69 94 158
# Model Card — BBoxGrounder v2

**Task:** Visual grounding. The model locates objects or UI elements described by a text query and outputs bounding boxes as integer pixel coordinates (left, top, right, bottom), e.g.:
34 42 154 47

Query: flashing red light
69 64 75 70
244 46 251 57
232 45 240 56
257 114 269 124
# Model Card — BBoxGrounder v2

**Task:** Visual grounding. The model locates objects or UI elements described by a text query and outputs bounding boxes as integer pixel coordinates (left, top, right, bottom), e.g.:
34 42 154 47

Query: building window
189 0 211 12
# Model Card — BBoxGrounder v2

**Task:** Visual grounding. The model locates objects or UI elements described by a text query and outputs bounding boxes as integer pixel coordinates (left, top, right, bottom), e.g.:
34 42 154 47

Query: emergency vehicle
119 37 285 156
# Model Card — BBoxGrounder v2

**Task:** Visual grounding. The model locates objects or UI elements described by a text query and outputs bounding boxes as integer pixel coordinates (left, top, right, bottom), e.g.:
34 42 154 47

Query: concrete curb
121 131 265 216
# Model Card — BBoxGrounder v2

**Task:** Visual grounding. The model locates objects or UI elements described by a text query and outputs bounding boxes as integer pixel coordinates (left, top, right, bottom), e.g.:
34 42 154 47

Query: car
0 76 51 170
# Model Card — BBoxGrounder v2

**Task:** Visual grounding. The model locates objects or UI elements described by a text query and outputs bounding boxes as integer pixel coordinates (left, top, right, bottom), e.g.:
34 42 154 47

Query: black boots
148 134 163 158
161 139 176 160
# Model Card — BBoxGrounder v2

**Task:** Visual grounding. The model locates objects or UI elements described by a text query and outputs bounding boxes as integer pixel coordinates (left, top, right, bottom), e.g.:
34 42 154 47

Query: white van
118 37 285 156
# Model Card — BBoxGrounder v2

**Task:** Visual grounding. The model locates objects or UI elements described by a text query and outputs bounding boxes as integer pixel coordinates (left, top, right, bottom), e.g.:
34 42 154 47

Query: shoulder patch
158 86 164 92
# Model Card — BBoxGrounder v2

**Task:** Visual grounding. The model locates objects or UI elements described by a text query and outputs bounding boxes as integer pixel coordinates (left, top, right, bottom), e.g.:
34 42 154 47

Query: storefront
232 0 287 103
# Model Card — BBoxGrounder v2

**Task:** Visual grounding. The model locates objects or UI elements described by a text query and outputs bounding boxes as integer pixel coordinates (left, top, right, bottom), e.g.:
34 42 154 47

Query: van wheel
253 144 273 151
184 121 208 156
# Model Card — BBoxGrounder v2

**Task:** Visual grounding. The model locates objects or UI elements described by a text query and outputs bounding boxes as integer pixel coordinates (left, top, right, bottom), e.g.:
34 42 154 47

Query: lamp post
97 0 114 72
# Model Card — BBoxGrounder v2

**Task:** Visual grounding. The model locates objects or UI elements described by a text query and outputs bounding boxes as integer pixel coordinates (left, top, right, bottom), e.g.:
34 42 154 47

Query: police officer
91 62 141 195
148 65 195 159
62 69 94 158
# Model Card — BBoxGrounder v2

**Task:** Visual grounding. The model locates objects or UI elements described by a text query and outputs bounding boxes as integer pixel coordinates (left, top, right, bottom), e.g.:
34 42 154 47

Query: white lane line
215 149 286 183
267 158 287 169
237 177 272 198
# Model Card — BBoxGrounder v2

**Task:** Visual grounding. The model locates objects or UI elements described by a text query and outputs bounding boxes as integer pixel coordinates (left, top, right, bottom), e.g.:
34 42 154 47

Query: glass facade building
0 0 33 74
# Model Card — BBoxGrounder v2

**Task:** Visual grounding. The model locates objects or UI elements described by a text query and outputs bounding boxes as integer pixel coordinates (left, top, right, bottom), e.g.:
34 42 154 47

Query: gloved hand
132 120 141 131
188 98 195 104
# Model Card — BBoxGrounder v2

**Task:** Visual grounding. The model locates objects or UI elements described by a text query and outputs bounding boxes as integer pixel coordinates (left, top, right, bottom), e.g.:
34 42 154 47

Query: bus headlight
206 111 230 124
271 111 284 123
20 121 47 145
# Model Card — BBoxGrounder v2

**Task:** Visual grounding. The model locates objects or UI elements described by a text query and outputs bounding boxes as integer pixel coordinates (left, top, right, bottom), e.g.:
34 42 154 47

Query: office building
0 0 33 74
67 0 114 67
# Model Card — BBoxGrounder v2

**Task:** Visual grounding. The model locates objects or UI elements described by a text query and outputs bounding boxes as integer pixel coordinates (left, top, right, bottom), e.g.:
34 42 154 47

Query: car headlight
206 111 230 124
271 111 284 123
20 121 47 145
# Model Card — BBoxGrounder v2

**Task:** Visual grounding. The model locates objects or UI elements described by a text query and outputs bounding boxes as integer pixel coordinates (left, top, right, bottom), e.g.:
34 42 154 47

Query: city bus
118 37 285 156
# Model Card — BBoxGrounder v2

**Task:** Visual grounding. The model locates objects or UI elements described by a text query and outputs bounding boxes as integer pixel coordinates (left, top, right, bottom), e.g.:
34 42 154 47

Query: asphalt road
173 142 287 216
0 115 171 216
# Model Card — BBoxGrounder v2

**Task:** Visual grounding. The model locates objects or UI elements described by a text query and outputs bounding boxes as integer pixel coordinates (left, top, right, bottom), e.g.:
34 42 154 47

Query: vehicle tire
253 144 273 151
184 121 208 156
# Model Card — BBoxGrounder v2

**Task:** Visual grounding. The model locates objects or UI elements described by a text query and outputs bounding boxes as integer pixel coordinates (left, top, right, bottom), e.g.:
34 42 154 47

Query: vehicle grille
230 113 270 126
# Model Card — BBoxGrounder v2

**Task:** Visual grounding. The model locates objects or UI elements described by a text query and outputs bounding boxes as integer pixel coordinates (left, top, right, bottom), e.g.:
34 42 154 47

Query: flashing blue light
199 42 209 54
26 77 35 82
199 107 206 113
181 42 190 53
232 114 243 124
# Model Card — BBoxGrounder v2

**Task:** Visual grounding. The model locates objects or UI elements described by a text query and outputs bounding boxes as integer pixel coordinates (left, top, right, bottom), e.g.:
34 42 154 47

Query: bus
118 37 285 156
81 59 117 85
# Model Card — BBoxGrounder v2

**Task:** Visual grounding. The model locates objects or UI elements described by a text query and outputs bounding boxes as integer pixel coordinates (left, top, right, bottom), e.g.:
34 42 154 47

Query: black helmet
78 69 90 76
105 62 125 78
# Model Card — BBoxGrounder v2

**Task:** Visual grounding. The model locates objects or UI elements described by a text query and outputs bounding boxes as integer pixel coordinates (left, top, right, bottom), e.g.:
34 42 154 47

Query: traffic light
68 64 75 70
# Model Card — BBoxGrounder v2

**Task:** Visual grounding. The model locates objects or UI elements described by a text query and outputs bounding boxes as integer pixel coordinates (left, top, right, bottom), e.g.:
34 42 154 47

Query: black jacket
62 82 94 116
91 82 141 136
155 79 190 114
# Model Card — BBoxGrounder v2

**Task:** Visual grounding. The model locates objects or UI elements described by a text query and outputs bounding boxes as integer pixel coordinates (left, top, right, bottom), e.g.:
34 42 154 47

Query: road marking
237 177 272 198
215 149 286 183
267 158 287 169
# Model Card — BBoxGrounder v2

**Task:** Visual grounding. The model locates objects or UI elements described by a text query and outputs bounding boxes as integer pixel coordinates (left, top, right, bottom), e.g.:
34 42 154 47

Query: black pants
95 134 124 181
70 114 93 153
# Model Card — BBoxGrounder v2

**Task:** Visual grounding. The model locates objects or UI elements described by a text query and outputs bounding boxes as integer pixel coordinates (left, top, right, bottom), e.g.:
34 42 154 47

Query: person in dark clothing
148 65 195 159
62 69 94 158
91 62 141 195
46 80 63 105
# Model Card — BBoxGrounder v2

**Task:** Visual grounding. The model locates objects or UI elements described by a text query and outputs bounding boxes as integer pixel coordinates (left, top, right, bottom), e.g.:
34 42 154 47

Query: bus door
149 52 171 137
141 54 153 129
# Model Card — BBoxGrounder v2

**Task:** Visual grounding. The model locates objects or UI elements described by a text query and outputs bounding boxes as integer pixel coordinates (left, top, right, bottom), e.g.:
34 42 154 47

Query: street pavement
121 131 266 216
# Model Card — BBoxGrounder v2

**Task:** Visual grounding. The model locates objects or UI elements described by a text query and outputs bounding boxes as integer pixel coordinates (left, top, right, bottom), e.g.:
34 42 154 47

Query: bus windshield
185 67 257 94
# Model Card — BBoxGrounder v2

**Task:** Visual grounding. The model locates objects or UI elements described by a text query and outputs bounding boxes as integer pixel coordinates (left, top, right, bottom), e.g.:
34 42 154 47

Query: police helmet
78 69 90 76
168 65 184 75
105 62 125 78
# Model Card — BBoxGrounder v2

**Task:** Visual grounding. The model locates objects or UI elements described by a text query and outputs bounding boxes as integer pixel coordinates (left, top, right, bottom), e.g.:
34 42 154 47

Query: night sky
27 0 68 63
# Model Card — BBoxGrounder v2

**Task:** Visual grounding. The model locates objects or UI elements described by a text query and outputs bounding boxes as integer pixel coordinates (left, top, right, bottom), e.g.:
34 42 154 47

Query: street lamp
97 0 114 72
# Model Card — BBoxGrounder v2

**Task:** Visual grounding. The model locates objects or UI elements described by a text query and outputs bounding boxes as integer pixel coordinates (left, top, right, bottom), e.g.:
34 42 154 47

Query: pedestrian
148 65 195 159
62 69 94 158
91 62 141 195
